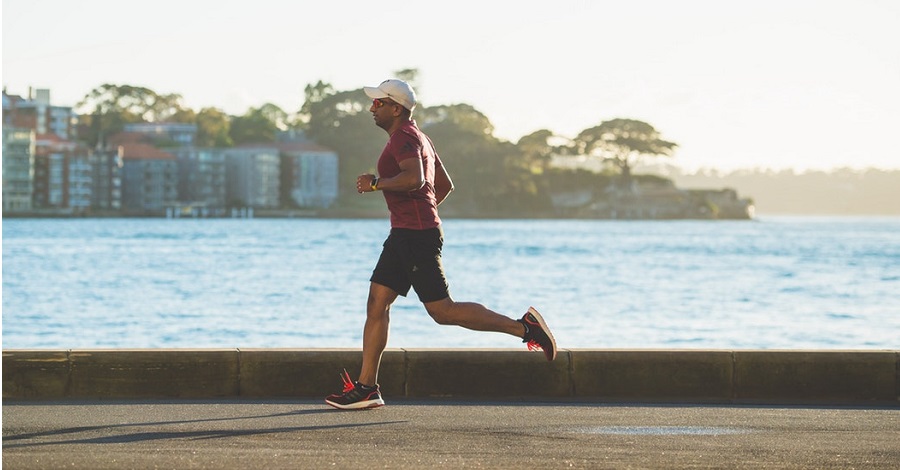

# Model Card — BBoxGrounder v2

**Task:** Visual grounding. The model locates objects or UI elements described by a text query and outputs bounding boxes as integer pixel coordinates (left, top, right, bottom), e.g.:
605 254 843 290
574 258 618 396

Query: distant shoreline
4 211 899 220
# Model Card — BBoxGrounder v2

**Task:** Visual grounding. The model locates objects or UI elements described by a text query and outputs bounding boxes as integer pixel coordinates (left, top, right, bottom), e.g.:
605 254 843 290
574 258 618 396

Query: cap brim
364 86 389 100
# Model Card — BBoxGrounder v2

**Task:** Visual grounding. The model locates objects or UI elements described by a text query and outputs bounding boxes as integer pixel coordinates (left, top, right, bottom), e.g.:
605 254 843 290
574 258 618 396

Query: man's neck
386 117 413 136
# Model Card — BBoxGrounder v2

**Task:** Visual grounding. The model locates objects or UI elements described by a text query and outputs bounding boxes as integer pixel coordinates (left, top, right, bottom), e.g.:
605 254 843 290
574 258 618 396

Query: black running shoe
325 369 385 410
520 306 557 361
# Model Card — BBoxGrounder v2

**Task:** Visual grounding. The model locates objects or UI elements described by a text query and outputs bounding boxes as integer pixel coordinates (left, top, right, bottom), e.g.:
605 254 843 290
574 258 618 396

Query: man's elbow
402 177 425 191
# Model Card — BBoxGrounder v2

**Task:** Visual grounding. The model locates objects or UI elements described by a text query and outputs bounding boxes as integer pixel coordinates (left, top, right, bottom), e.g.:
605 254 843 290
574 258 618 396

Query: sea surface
2 217 899 350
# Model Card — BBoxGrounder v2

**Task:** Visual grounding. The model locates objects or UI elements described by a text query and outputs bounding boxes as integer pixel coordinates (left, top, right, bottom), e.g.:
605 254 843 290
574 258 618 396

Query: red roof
119 143 176 160
35 132 63 141
35 133 81 151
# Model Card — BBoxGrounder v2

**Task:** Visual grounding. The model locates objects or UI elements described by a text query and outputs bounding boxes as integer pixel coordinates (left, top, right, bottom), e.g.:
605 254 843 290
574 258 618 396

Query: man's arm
357 157 424 193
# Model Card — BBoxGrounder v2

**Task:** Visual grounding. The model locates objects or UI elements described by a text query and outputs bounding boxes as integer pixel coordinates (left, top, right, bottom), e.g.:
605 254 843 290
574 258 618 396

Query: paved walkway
3 400 899 469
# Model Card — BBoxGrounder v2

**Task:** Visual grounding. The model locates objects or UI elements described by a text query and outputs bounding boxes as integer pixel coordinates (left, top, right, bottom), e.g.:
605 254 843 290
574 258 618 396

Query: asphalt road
3 400 899 469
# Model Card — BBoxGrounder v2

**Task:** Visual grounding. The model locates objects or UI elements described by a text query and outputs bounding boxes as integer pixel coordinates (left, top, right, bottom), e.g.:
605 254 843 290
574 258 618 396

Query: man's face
370 98 401 130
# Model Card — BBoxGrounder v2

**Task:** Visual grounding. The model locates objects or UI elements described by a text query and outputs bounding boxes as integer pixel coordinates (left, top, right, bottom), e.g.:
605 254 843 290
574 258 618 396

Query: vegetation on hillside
73 71 688 217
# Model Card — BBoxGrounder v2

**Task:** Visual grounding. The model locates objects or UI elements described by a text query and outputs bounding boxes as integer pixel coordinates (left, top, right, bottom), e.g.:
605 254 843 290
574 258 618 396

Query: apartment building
32 134 92 211
90 148 123 212
278 141 339 208
170 147 227 208
3 88 340 216
2 127 35 212
223 146 280 208
3 88 75 140
120 143 178 214
123 123 197 148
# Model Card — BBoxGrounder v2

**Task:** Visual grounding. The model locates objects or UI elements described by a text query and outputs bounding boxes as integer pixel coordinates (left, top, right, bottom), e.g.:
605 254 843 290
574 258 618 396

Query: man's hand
357 173 377 193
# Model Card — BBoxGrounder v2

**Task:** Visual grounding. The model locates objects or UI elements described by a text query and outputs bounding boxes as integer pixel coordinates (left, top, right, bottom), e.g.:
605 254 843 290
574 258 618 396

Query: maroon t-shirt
377 120 443 230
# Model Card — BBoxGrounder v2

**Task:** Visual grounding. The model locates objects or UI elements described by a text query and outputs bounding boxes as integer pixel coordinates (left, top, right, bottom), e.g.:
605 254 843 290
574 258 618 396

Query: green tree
516 129 559 174
76 84 151 146
419 103 494 136
166 107 196 124
420 104 547 215
295 80 335 128
195 107 233 147
303 85 385 197
150 92 190 122
394 68 419 83
574 118 677 180
257 103 290 131
301 80 550 214
229 104 284 145
76 83 192 146
79 84 155 119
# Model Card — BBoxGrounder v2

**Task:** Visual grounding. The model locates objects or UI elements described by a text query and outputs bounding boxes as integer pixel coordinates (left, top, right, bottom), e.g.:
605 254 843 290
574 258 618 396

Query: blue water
3 217 899 350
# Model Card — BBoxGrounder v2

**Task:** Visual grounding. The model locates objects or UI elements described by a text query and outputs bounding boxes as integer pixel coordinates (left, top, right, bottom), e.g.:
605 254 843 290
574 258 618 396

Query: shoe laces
339 369 355 393
520 317 543 351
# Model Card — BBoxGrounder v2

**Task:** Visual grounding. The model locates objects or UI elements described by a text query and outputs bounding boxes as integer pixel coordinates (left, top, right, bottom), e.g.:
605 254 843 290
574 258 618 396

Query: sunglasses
372 98 398 108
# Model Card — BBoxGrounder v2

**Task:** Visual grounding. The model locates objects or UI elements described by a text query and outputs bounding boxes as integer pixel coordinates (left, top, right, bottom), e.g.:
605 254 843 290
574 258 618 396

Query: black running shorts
370 227 450 303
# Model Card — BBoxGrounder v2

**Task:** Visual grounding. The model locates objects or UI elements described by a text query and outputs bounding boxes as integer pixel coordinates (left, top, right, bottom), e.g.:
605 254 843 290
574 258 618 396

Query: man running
325 79 556 410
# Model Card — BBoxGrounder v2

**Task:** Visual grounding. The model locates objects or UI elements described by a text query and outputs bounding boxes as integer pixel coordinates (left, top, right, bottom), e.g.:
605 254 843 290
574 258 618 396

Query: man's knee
367 283 398 318
425 299 456 325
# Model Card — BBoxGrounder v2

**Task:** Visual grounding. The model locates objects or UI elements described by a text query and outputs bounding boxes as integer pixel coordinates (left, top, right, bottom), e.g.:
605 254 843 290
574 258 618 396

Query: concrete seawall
3 349 899 405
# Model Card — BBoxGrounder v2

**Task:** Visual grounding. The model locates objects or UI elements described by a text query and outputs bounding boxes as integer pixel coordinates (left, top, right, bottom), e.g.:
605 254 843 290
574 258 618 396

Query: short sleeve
392 130 423 164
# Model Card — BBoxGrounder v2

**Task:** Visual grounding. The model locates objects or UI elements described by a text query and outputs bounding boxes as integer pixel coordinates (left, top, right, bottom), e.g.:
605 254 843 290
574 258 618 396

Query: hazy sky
3 0 898 171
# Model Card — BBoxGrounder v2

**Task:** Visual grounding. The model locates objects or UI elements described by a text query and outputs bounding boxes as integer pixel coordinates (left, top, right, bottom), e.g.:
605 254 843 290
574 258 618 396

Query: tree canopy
229 104 287 145
76 83 191 146
574 118 677 178
72 81 679 215
195 107 232 147
302 85 385 197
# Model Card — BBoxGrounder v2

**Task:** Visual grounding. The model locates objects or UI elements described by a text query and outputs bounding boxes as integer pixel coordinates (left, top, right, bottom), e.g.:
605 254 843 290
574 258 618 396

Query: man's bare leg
358 282 398 386
423 297 526 337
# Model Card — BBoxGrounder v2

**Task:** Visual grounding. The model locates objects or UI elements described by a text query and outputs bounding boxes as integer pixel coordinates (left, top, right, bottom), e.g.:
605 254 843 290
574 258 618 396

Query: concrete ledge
404 349 571 398
3 349 899 405
734 350 899 403
238 349 406 398
571 350 734 402
2 350 69 399
68 349 240 399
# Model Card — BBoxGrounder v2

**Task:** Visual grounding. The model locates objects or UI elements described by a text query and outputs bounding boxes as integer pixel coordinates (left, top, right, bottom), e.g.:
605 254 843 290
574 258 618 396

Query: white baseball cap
364 79 417 111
